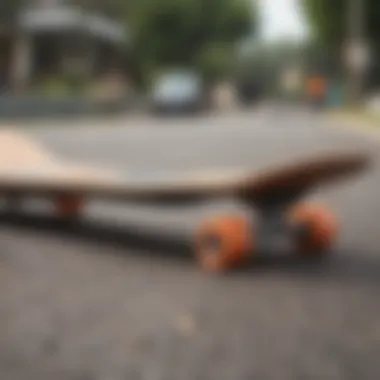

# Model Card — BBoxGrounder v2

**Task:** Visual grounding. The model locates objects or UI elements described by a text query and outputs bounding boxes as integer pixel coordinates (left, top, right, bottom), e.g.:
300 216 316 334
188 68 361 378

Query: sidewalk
327 107 380 139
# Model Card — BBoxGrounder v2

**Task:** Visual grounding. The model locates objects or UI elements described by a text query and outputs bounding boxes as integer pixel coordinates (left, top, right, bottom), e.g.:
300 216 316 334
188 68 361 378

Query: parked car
236 80 264 106
150 70 207 115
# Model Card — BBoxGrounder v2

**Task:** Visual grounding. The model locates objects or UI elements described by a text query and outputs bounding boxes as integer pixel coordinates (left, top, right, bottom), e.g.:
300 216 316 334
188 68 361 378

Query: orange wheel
55 194 84 218
195 216 254 273
288 203 338 255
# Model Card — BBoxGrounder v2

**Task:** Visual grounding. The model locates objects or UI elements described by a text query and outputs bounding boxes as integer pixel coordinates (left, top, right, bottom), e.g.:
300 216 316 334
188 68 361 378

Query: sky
258 0 309 41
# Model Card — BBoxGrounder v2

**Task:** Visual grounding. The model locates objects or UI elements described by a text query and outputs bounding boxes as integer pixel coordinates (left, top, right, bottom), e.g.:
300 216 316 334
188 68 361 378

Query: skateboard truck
249 189 308 255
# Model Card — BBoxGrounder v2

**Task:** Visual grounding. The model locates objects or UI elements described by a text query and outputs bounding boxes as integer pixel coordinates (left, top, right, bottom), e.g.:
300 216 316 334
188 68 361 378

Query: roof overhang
19 5 128 44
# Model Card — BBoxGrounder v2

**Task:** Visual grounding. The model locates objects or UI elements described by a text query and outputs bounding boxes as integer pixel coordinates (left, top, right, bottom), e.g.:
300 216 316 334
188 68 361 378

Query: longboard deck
0 130 371 204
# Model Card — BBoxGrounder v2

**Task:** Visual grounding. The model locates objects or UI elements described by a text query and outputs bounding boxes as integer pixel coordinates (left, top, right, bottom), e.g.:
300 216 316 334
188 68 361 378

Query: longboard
0 130 372 273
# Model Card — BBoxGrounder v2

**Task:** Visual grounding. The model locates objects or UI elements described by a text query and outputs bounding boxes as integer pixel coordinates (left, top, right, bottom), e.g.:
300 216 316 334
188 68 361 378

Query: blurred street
1 105 379 379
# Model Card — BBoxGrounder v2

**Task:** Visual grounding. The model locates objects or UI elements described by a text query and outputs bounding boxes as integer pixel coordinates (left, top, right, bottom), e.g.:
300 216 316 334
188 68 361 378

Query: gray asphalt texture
1 106 380 380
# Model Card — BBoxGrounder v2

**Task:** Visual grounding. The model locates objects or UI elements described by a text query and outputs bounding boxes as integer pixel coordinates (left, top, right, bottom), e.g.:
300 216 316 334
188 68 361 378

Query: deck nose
0 130 54 167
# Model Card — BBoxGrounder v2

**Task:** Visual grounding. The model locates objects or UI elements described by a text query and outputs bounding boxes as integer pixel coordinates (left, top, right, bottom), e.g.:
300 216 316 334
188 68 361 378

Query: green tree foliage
64 0 255 84
302 0 380 85
196 43 235 83
301 0 345 47
302 0 380 48
128 0 256 84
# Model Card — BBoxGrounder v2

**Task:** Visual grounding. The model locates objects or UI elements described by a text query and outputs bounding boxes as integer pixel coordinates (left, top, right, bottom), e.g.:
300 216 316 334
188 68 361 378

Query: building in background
0 0 129 95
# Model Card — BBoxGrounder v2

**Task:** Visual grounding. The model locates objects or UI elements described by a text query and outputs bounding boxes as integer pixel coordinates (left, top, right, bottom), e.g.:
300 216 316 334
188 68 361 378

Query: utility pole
346 0 368 107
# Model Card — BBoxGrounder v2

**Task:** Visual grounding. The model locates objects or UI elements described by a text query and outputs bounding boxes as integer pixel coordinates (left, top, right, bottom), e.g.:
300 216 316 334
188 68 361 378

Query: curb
326 110 380 139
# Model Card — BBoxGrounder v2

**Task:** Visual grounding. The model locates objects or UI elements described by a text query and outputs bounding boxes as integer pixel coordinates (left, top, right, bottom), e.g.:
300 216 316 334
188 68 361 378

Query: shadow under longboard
0 210 192 260
1 210 379 288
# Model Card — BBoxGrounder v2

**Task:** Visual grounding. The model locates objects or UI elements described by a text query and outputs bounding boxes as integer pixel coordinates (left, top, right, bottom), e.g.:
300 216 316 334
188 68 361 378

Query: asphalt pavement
1 106 380 380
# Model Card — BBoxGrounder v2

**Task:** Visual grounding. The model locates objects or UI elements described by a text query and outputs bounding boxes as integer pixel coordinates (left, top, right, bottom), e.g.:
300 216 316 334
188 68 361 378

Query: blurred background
1 2 380 380
0 0 377 117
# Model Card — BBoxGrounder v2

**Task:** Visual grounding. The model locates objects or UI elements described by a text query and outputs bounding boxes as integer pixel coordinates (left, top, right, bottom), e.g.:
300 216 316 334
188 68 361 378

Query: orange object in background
306 75 328 100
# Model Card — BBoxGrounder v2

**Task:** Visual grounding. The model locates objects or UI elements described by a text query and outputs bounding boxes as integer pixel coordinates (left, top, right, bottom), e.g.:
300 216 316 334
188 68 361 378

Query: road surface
1 107 379 380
